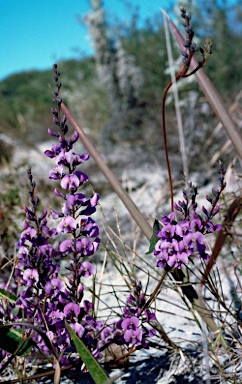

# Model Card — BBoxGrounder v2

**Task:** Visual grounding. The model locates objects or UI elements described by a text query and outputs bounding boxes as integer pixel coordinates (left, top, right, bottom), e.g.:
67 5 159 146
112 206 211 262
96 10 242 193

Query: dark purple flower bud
47 128 60 137
198 251 210 261
183 39 190 48
62 202 72 216
181 50 188 58
190 43 196 53
145 310 156 322
202 205 208 216
212 188 219 197
54 188 66 198
70 130 79 144
73 170 88 184
50 209 63 219
82 300 94 313
206 194 213 203
182 57 189 65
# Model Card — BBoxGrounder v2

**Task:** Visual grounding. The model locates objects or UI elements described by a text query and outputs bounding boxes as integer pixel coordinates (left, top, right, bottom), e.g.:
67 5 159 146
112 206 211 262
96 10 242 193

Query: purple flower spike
23 269 39 286
61 174 80 190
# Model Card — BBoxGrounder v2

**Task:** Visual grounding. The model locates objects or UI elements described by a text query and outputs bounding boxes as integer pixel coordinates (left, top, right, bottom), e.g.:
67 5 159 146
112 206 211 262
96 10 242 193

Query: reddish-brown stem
161 73 181 211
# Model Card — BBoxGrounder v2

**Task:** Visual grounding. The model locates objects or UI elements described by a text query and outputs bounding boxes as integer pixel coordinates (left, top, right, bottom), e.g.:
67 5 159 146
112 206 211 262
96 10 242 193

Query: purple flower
64 303 80 317
59 239 74 253
67 193 86 207
121 316 140 330
55 151 71 167
167 252 188 269
73 170 88 184
49 165 63 180
157 223 176 239
80 218 100 237
20 226 37 243
23 269 39 286
69 322 84 338
60 174 80 190
47 310 64 325
79 262 94 277
124 328 142 344
44 143 60 158
57 216 76 233
76 238 97 257
72 152 90 166
45 278 65 296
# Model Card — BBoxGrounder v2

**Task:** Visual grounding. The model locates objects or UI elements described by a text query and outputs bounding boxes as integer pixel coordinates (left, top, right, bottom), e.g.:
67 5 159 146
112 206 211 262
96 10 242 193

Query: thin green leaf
0 288 18 303
0 326 33 356
146 219 162 254
65 321 110 384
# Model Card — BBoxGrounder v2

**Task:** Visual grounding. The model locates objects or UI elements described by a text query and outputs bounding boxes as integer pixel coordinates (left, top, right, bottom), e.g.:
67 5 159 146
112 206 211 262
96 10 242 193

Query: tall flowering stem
3 64 157 373
162 7 212 211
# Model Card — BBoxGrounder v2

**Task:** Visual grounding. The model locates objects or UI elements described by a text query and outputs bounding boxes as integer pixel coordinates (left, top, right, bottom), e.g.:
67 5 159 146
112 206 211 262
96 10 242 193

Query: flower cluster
13 64 102 365
154 210 220 270
179 6 212 73
154 169 226 270
98 280 156 354
0 64 157 371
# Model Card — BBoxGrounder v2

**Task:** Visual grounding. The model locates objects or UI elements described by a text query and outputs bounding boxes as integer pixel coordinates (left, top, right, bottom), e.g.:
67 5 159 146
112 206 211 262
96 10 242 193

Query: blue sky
1 0 239 81
1 0 175 81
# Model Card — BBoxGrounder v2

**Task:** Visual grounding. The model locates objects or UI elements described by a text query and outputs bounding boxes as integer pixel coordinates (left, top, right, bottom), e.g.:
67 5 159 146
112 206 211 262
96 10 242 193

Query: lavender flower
154 174 225 270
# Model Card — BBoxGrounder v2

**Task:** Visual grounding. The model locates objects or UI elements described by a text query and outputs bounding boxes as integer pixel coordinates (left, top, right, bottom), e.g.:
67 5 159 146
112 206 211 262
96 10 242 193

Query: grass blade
65 321 110 384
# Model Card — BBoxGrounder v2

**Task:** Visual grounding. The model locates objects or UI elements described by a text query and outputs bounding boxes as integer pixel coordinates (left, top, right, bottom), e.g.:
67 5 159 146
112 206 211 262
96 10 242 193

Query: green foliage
1 2 242 139
0 58 109 138
0 326 33 357
65 322 110 384
146 219 162 254
0 288 18 303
